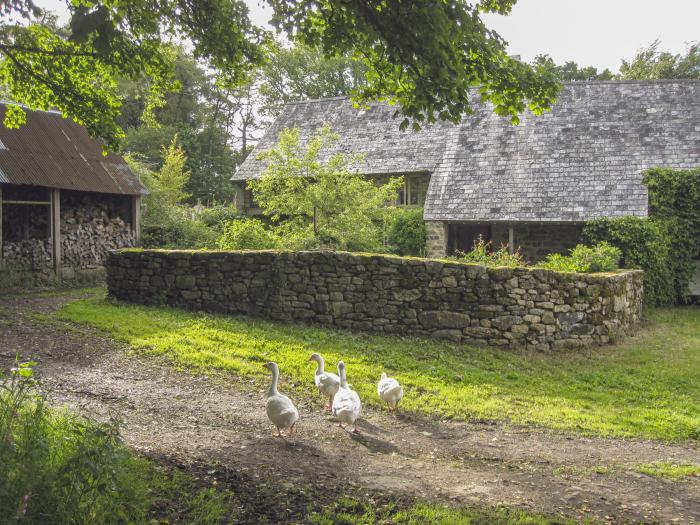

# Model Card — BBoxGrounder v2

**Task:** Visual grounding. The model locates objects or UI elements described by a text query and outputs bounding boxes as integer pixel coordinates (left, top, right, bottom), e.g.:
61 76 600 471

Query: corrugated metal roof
0 104 147 195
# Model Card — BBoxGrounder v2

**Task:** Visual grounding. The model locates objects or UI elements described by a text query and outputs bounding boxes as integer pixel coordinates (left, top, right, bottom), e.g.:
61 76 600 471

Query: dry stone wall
107 250 643 350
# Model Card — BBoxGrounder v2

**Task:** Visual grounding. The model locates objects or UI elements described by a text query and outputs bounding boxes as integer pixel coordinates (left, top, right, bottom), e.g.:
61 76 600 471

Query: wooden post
51 188 61 274
508 224 514 255
232 183 245 216
131 195 141 245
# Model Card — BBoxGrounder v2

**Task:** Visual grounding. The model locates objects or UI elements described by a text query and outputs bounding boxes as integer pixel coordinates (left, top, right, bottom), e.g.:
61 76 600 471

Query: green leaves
1 0 559 151
248 125 402 251
530 55 616 81
540 242 621 274
10 361 37 378
583 217 674 306
0 0 266 151
643 167 700 304
257 42 367 118
0 23 126 150
154 136 192 206
620 40 700 80
2 104 26 128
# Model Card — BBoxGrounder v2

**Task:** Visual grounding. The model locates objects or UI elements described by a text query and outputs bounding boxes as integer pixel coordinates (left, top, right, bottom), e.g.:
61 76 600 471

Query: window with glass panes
396 173 429 207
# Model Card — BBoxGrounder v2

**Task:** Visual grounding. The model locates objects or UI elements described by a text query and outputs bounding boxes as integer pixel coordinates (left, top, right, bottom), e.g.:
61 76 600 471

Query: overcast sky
34 0 699 73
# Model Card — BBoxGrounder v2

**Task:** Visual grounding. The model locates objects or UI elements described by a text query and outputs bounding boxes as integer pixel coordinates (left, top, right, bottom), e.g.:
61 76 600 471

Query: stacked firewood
61 206 134 267
2 239 52 268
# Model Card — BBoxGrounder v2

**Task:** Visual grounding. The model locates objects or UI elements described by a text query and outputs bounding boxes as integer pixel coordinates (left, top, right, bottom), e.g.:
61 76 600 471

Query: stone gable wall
106 250 643 350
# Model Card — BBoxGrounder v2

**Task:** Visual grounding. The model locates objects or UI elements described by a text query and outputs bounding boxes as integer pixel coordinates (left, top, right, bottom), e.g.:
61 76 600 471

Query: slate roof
0 104 147 196
234 81 700 222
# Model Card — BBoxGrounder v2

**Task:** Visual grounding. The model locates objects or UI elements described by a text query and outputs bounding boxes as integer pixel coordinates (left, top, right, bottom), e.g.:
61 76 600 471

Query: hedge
584 167 700 305
583 217 673 305
644 167 700 304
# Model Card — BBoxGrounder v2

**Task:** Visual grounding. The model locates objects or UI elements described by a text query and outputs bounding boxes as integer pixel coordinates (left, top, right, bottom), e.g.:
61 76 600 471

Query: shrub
540 242 621 273
199 205 240 232
0 363 150 523
0 362 236 524
452 237 525 267
583 216 674 305
130 157 218 249
387 207 427 256
644 167 700 304
141 206 218 249
248 126 402 253
218 218 281 250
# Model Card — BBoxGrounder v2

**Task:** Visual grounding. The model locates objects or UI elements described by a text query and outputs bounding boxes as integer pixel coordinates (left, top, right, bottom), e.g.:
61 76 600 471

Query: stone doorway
447 223 491 254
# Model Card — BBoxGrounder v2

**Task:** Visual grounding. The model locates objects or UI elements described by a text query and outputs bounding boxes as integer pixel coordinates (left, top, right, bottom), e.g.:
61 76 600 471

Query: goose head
337 361 348 387
264 361 278 373
308 353 322 363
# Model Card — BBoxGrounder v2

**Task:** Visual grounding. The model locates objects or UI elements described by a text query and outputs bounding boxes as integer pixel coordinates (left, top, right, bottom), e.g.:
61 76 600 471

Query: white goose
308 353 341 412
332 361 362 433
377 372 403 412
264 362 299 438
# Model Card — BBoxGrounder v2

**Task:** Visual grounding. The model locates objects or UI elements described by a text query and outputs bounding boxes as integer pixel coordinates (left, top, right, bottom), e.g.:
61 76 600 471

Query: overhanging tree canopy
0 0 559 150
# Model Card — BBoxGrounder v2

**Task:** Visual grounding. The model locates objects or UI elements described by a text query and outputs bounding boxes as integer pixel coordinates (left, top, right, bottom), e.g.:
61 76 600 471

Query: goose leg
351 422 361 434
289 423 295 436
276 427 285 438
326 395 333 412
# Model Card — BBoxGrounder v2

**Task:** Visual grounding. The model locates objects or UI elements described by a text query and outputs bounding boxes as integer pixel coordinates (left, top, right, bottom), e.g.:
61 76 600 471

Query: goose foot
275 428 286 438
351 423 361 434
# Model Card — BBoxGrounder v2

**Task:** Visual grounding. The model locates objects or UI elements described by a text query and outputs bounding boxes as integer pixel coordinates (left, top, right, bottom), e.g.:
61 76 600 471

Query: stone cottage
0 104 147 282
233 80 700 261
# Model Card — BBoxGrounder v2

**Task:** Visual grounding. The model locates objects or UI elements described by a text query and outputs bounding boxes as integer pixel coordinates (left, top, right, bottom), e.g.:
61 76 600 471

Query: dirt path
1 292 698 524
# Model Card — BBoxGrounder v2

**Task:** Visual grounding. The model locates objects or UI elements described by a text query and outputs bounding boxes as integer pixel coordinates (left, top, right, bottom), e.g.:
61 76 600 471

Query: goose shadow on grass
388 409 501 441
348 430 400 454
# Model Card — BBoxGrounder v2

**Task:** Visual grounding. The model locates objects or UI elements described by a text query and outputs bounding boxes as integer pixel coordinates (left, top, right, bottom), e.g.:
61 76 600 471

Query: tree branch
0 43 99 58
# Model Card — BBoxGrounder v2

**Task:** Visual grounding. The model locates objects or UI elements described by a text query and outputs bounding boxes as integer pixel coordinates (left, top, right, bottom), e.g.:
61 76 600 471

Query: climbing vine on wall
644 167 700 303
584 167 700 305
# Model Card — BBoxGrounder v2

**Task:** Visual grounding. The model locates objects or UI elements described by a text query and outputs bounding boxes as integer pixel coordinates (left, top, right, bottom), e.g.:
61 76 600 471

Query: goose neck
268 366 279 397
315 356 325 375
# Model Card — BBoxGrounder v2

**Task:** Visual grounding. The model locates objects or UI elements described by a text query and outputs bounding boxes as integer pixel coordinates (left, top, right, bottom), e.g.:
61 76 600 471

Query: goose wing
267 394 299 427
316 371 341 394
378 377 402 402
333 387 361 422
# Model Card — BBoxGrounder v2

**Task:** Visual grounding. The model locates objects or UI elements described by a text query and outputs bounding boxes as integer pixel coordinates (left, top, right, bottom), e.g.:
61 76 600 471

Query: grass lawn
58 293 700 441
633 462 700 481
307 497 580 525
